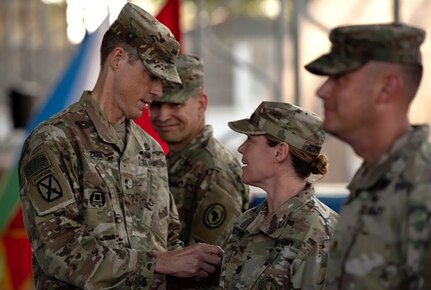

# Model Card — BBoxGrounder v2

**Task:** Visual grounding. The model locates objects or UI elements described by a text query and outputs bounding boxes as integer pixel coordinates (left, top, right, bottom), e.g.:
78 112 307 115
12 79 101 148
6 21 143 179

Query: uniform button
115 214 123 223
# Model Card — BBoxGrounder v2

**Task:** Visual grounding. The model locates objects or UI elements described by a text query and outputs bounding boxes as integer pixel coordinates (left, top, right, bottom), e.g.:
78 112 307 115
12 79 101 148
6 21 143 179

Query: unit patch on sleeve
37 175 62 201
204 203 226 228
23 150 76 216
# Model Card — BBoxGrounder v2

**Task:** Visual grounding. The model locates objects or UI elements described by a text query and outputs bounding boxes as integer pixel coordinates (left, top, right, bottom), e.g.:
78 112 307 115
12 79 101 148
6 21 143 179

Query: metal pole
274 0 286 102
393 0 400 22
292 0 301 106
195 0 204 56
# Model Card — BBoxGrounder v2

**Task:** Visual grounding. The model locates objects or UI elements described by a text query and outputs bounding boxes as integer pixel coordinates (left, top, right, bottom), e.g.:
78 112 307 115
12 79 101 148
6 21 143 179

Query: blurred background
0 0 430 288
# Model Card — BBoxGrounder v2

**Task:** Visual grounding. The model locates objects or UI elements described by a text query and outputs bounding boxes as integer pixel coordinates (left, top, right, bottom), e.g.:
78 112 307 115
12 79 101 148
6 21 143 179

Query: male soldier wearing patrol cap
305 23 431 290
149 54 249 288
150 54 249 247
18 3 223 289
219 101 338 289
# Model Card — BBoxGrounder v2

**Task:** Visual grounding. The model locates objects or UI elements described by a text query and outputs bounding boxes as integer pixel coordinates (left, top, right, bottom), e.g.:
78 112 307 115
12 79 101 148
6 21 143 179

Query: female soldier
220 101 338 289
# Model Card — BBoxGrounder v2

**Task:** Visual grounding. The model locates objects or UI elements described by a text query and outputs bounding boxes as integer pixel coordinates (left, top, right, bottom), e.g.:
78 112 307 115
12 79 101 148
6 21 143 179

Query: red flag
134 0 182 154
156 0 182 46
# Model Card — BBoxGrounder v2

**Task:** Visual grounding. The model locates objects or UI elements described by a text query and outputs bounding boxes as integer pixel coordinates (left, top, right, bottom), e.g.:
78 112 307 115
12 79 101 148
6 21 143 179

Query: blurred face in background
315 62 382 143
149 92 207 152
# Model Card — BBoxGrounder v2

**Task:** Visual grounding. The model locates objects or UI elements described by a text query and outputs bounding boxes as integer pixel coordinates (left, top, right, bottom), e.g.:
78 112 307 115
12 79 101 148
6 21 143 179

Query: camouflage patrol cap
305 22 425 76
228 101 325 155
156 54 204 104
108 3 181 85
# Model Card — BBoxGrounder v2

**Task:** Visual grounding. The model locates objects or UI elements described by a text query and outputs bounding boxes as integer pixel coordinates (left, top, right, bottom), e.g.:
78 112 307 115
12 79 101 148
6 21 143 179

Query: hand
155 243 224 278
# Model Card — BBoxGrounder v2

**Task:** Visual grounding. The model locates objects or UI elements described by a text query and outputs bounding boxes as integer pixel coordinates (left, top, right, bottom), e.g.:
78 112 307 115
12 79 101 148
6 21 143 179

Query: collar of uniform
348 125 429 194
166 124 212 166
246 184 315 238
80 91 125 147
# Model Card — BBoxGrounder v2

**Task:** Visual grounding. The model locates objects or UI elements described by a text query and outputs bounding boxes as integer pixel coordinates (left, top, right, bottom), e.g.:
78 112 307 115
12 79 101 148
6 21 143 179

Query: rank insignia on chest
90 151 104 159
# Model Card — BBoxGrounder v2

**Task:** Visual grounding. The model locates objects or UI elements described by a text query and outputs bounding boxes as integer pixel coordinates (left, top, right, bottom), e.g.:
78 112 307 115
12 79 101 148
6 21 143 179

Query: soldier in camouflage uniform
305 23 431 290
220 101 339 289
150 54 249 247
149 54 249 289
18 3 223 289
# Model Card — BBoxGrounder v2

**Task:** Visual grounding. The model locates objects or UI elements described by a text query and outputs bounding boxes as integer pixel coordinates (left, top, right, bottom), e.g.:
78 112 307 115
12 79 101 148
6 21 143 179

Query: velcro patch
37 175 62 201
204 203 226 228
192 182 243 244
89 191 106 208
23 149 75 216
258 277 280 290
23 152 53 185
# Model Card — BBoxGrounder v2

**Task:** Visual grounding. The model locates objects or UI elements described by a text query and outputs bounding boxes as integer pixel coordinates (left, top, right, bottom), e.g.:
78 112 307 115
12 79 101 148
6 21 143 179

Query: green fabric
0 166 19 231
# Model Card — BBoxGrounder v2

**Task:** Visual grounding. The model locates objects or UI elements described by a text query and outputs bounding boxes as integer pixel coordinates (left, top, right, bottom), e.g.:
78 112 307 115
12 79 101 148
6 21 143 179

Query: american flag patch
24 152 51 179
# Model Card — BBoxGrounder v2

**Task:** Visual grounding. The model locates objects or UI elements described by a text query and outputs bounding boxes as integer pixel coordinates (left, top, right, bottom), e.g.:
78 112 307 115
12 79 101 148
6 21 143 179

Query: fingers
155 243 224 278
191 242 224 259
186 243 223 277
195 270 210 278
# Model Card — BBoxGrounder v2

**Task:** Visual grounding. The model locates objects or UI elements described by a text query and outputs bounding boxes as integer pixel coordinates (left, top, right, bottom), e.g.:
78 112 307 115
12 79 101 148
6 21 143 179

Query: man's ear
377 72 402 104
109 47 126 69
198 92 208 112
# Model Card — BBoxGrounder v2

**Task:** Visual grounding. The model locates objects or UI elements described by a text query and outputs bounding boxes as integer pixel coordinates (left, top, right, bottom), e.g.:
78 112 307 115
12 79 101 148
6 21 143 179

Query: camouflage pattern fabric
156 54 203 104
166 125 249 247
305 22 425 76
109 3 181 85
19 91 183 289
228 101 324 155
324 126 431 290
220 184 338 289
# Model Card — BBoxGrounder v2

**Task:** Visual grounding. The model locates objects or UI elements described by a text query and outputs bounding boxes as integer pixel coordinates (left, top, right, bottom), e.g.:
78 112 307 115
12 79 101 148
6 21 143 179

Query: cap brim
305 53 364 76
228 119 266 135
143 60 182 86
156 87 199 104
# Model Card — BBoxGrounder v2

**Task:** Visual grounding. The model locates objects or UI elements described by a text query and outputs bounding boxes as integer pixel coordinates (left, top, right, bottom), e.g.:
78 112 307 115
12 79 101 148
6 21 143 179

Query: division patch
257 277 279 290
204 203 226 228
37 175 62 202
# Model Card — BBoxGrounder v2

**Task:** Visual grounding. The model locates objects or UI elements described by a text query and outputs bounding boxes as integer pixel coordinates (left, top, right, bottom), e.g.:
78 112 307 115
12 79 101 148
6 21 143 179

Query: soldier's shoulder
204 137 242 169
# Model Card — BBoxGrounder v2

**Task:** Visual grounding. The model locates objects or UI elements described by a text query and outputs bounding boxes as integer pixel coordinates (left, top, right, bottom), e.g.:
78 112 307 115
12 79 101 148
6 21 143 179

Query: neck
91 70 126 124
168 123 206 154
263 172 306 213
349 118 409 165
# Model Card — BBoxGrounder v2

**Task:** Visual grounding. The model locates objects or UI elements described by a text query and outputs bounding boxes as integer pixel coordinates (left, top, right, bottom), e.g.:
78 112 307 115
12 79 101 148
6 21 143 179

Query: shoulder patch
37 175 63 201
204 203 226 228
23 149 75 216
23 152 52 184
258 277 280 290
192 182 243 245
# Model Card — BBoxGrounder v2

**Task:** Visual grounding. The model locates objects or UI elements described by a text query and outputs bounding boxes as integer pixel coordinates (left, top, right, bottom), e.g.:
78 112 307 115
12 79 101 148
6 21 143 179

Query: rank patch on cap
204 203 226 228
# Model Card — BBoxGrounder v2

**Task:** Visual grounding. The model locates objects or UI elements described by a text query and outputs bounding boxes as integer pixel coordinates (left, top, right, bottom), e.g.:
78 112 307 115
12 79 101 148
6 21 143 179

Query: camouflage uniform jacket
220 184 338 289
324 125 431 290
166 125 249 246
19 91 183 289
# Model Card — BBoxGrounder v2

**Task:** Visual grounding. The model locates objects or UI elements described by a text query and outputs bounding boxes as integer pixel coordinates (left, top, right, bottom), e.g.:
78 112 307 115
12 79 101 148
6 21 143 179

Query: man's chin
156 134 180 144
323 123 347 142
322 119 337 133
